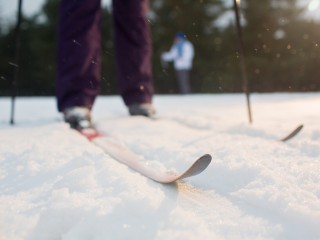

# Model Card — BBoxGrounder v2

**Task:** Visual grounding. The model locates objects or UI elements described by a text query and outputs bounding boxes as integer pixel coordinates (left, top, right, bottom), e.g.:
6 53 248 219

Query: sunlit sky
0 0 319 25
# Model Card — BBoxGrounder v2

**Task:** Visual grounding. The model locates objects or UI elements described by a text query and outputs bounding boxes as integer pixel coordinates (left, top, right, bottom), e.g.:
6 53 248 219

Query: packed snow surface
0 93 320 240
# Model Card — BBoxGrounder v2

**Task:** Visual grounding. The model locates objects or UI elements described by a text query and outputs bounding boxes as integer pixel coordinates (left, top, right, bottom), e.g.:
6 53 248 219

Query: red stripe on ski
79 128 102 141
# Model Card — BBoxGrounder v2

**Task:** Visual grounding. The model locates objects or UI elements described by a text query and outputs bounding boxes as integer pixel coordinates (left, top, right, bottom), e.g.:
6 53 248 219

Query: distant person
56 0 155 130
161 32 194 94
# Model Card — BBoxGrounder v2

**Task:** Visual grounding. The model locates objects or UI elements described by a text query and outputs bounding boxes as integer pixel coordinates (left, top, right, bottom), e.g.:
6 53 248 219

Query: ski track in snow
0 93 320 240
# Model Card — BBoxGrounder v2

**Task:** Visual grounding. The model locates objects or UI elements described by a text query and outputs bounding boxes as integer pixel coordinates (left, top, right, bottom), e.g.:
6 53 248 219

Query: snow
0 93 320 240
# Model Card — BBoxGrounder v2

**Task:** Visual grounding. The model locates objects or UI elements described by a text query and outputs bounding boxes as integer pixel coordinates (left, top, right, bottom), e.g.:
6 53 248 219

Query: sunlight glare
308 0 319 11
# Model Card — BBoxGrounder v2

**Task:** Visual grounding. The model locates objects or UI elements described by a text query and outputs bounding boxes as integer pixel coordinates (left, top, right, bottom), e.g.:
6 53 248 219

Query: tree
240 0 320 92
0 0 115 96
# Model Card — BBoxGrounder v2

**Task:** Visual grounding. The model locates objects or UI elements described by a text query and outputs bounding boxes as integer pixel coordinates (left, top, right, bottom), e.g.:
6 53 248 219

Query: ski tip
180 154 212 179
280 124 304 142
199 153 212 168
296 124 304 132
199 154 212 164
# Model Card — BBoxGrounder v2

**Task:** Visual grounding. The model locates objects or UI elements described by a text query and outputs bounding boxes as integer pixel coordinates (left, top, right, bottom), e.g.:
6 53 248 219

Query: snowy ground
0 93 320 240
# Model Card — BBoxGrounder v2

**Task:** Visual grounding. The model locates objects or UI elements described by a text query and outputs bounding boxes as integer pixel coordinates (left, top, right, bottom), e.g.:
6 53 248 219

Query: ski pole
233 0 253 124
10 0 23 125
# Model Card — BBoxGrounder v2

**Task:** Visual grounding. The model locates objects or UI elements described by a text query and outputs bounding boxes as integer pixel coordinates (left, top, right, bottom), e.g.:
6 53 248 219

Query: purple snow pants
56 0 154 112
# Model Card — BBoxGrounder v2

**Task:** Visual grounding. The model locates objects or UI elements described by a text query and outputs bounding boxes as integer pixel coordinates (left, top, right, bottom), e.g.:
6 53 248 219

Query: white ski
91 135 212 184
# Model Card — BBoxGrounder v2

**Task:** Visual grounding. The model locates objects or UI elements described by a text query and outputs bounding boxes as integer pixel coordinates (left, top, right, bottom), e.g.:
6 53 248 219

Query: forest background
0 0 319 96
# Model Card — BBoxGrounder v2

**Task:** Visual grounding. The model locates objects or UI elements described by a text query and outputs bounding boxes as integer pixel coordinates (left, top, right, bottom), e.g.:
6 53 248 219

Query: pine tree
240 0 315 91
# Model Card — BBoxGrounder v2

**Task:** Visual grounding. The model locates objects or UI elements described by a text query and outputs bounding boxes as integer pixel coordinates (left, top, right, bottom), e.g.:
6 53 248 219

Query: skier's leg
176 70 191 94
56 0 102 112
112 0 154 106
183 70 191 94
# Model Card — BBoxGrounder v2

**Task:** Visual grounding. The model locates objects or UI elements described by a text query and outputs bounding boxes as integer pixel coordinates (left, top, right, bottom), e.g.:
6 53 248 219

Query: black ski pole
233 0 253 124
10 0 23 125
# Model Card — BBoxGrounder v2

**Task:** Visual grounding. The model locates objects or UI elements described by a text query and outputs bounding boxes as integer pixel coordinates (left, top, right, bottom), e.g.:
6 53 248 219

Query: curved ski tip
200 154 212 163
193 154 212 171
281 124 304 142
179 154 212 179
159 154 213 183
